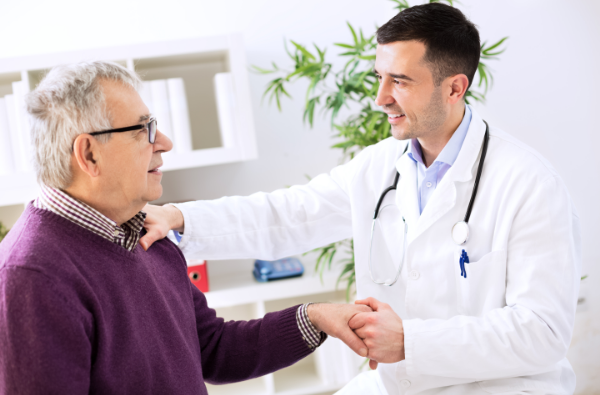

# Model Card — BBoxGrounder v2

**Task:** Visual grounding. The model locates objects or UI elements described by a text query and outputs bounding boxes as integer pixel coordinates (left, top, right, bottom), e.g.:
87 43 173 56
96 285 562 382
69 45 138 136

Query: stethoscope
368 121 490 286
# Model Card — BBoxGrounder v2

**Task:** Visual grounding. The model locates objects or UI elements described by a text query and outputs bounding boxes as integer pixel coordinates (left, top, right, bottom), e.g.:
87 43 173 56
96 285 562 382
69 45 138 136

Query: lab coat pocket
456 249 507 316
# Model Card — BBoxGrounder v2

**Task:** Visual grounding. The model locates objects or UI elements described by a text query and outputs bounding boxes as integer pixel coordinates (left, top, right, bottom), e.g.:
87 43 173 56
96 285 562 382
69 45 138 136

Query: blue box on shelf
253 257 305 282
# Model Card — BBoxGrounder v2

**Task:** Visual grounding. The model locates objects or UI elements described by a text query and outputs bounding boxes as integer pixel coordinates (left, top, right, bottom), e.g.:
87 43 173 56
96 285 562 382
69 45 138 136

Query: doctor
141 3 581 394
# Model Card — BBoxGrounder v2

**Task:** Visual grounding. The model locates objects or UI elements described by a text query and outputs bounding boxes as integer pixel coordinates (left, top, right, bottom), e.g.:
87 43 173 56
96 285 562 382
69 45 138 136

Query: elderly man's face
97 79 173 208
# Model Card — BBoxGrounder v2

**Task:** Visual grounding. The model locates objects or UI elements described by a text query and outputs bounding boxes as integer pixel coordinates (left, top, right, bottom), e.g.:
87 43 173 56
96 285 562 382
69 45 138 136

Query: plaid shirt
34 186 325 349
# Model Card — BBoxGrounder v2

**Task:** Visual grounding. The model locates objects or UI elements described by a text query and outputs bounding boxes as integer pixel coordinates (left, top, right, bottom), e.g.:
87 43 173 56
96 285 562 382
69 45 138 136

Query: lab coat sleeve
172 156 362 260
402 175 581 379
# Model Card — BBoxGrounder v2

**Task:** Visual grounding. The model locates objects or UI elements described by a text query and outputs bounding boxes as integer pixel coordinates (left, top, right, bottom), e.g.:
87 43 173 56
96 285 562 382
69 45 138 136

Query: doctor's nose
375 80 395 107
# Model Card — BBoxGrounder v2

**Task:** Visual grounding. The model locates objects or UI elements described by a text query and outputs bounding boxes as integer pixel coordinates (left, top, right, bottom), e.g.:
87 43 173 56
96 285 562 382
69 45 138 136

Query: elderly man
0 61 370 394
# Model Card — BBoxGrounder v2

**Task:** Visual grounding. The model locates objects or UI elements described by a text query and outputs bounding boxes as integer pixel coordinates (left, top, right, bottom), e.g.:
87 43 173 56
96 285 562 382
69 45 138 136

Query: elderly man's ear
72 134 101 178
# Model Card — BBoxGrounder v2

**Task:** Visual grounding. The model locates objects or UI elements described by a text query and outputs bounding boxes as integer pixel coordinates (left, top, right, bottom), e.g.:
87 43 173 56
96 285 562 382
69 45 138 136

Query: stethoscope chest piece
451 221 469 245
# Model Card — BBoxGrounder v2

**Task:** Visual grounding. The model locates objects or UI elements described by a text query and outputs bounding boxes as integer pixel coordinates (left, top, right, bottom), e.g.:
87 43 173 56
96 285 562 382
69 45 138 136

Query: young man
0 61 371 394
141 4 581 395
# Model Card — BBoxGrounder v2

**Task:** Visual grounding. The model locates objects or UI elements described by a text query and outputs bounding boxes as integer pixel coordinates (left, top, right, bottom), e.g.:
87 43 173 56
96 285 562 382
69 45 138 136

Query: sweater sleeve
0 267 92 394
191 285 313 384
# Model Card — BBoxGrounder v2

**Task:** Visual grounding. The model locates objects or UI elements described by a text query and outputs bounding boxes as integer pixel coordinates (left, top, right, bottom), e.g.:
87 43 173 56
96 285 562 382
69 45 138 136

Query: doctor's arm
140 153 364 258
350 175 581 380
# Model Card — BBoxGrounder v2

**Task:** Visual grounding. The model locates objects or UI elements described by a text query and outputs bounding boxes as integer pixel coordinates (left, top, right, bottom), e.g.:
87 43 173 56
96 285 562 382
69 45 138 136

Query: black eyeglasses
89 118 157 144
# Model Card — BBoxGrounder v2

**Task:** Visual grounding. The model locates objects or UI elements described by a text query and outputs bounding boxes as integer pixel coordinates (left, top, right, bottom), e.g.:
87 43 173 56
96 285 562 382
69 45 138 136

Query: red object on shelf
187 259 209 293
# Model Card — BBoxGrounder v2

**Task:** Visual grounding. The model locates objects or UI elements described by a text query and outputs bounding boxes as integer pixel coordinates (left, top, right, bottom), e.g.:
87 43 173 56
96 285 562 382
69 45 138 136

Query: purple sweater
0 205 312 394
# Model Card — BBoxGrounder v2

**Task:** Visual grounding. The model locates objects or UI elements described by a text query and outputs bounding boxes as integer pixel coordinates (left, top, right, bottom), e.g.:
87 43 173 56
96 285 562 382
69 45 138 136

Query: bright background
0 0 598 392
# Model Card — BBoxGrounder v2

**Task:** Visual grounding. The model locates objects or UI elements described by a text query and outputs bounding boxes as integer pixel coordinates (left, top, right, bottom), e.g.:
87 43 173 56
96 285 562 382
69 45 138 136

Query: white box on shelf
139 81 154 115
167 78 193 153
0 98 15 175
11 81 33 173
4 94 26 174
214 72 236 149
149 79 174 143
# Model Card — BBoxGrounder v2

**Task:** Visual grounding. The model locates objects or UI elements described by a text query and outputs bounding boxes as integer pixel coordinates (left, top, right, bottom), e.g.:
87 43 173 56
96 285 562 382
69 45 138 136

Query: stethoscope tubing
368 121 490 286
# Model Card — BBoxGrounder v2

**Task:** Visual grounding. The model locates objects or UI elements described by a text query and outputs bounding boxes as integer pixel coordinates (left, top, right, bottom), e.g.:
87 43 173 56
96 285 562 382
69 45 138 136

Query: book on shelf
0 98 15 175
149 79 174 146
167 78 193 153
11 81 33 173
4 94 25 174
139 81 154 117
213 72 236 149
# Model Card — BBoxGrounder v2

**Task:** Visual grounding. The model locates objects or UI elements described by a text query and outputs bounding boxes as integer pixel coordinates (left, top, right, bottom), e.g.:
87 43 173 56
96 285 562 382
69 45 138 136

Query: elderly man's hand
348 297 405 370
140 204 185 251
307 303 373 358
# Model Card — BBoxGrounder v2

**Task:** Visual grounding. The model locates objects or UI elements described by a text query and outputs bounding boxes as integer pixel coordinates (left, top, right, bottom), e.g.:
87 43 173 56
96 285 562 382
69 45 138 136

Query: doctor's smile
0 1 590 394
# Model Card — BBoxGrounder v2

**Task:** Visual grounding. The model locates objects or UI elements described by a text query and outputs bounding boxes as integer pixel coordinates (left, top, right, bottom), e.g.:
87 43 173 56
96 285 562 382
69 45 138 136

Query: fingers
355 305 373 313
369 359 378 370
348 312 369 330
139 228 164 251
355 297 388 312
337 326 369 358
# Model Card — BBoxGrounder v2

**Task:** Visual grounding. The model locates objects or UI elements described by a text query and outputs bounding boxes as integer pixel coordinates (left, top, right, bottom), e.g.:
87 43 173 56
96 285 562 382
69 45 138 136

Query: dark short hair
376 3 480 88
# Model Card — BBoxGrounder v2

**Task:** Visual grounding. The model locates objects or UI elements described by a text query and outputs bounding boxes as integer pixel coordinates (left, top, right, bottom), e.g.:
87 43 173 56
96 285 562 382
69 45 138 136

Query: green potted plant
0 221 9 243
254 0 507 299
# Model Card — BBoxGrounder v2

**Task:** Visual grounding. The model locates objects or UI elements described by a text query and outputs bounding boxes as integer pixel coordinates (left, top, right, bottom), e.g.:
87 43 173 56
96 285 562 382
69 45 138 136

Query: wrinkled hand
349 297 405 370
307 303 373 358
139 204 184 251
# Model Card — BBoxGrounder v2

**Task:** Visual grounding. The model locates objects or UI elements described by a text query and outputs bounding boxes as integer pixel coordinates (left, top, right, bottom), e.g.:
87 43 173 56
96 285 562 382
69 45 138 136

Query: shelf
0 34 257 208
205 377 267 395
135 52 227 151
273 354 344 395
204 263 344 309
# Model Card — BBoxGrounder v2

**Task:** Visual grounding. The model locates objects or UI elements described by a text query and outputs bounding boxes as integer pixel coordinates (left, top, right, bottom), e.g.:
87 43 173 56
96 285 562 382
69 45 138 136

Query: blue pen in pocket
460 249 470 278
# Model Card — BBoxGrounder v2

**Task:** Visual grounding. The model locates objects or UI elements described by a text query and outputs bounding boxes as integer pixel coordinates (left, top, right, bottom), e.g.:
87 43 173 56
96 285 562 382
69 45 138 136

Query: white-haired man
0 61 370 394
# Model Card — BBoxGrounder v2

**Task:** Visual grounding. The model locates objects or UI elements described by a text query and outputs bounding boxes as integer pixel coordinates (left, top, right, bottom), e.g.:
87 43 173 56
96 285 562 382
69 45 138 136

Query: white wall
1 0 598 392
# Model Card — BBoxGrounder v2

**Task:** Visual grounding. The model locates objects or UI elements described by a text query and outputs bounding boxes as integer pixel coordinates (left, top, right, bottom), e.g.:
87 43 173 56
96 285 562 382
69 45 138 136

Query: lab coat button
409 270 420 280
400 379 411 388
426 182 432 188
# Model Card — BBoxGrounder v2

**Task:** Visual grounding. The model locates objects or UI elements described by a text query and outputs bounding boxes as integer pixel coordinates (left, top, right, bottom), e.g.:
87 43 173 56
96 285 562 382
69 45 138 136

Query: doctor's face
374 40 447 141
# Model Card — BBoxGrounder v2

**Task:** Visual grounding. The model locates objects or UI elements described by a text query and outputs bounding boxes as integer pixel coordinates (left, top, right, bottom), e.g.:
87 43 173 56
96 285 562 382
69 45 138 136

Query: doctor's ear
72 134 101 178
446 74 469 104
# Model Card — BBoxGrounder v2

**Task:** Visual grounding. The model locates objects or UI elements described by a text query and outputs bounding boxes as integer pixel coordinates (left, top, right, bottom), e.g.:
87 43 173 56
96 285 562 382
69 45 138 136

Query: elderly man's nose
155 129 173 153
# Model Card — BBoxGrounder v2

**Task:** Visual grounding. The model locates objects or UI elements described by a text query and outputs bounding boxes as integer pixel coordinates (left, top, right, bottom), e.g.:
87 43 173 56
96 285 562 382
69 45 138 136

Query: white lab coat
174 108 581 395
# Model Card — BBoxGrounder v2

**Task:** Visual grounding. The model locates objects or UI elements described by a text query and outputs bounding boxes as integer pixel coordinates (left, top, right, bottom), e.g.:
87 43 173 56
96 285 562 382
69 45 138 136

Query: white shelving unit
202 257 366 395
0 34 257 207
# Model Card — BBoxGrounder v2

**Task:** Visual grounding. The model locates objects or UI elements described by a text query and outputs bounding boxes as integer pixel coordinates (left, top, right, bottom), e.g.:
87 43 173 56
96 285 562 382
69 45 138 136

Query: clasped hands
138 205 404 369
307 298 405 370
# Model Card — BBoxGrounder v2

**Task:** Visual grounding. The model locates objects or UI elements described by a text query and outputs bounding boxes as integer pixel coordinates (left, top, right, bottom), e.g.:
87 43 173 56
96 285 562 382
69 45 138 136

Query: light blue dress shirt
407 105 472 214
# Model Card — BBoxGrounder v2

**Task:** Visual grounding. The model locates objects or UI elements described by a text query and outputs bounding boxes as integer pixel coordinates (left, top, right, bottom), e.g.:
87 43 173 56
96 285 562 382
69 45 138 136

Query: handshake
307 297 406 370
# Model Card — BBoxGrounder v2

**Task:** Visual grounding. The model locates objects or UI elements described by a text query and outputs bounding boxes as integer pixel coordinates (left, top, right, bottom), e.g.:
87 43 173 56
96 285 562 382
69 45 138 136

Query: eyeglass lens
148 119 157 143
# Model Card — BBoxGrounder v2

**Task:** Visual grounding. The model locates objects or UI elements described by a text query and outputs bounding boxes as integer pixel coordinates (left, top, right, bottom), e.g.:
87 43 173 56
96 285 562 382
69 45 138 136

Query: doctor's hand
307 303 373 358
140 204 185 251
349 297 405 370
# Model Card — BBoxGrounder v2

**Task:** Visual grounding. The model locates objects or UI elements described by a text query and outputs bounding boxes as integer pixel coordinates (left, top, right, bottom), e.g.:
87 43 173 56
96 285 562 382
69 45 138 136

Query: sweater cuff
275 305 316 361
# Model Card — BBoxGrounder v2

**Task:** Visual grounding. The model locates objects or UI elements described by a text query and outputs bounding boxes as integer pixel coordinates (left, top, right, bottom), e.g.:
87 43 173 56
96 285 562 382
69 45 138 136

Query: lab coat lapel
409 109 488 242
395 152 420 243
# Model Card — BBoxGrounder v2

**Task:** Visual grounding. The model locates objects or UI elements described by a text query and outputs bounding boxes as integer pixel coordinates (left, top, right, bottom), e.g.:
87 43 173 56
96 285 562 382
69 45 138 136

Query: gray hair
26 61 141 189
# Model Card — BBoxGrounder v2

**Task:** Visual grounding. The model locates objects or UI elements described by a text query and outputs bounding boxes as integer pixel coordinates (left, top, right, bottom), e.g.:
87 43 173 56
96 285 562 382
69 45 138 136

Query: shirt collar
34 185 146 251
407 104 472 167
